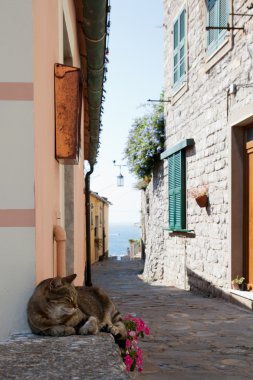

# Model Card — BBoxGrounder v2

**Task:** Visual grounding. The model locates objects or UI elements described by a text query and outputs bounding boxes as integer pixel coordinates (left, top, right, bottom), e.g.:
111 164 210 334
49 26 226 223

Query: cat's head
40 274 79 317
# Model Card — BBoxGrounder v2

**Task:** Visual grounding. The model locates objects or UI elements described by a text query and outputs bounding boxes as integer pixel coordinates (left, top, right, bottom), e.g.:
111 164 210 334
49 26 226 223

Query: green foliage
125 95 165 179
232 275 245 285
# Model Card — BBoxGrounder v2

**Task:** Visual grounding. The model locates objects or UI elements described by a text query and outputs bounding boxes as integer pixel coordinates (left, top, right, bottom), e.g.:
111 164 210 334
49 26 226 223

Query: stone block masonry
0 334 128 380
142 0 253 295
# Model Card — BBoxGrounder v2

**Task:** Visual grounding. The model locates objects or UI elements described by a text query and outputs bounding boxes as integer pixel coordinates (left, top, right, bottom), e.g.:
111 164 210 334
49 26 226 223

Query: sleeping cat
27 274 127 341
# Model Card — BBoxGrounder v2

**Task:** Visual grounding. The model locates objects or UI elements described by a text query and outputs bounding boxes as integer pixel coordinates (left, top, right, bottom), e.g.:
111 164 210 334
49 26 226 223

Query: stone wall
142 0 253 294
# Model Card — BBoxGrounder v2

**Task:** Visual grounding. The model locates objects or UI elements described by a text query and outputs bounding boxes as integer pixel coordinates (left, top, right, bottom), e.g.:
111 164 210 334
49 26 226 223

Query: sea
108 223 141 258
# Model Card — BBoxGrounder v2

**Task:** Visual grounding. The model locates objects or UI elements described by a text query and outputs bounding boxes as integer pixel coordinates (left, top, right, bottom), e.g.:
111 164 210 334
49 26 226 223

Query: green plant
232 275 245 285
122 314 149 372
189 184 208 199
125 94 165 179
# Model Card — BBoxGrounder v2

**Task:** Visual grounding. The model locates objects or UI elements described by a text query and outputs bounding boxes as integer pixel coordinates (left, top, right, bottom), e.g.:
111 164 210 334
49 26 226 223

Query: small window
207 0 229 56
168 150 186 230
90 204 94 226
161 139 194 232
173 9 186 87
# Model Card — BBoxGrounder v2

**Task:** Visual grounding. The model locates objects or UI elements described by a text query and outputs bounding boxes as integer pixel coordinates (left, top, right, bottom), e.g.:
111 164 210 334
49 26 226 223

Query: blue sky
91 0 164 225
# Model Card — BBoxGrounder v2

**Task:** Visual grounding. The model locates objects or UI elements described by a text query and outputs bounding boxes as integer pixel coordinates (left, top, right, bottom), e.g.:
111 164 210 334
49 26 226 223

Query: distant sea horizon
108 223 141 258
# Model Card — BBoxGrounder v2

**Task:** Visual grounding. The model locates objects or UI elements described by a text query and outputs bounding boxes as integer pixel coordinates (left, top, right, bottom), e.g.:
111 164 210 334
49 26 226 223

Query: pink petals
123 314 149 372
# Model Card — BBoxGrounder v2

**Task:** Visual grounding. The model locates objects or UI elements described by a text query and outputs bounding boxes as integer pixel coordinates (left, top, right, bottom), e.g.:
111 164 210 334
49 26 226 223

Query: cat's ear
49 277 62 290
62 274 77 284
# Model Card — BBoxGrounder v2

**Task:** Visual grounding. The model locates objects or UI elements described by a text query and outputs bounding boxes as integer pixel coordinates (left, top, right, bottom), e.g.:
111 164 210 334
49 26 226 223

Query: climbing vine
125 94 164 180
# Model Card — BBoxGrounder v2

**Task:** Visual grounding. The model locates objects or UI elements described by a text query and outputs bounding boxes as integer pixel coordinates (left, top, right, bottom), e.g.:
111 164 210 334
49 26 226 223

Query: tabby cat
27 274 127 341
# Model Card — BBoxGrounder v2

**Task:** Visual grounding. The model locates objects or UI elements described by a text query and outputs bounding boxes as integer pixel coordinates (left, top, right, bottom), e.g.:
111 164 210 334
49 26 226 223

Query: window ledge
164 228 195 233
205 36 232 73
172 81 188 105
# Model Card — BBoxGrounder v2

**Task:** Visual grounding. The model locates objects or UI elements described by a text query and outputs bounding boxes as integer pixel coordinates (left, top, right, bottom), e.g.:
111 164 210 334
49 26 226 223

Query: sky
90 0 164 225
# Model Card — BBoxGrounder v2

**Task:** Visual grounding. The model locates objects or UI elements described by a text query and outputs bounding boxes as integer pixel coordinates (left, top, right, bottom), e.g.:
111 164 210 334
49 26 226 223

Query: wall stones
141 0 253 295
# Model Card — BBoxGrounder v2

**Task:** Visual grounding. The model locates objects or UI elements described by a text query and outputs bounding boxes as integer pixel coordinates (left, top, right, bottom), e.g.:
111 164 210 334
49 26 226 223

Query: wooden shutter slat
168 150 186 230
173 9 185 86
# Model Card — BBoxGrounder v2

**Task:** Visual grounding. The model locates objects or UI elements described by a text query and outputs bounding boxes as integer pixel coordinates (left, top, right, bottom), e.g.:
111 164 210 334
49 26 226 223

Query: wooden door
245 138 253 284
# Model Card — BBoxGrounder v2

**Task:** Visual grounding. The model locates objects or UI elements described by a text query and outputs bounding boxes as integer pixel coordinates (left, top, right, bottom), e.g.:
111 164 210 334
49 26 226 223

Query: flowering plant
188 184 208 199
122 314 150 372
124 94 165 179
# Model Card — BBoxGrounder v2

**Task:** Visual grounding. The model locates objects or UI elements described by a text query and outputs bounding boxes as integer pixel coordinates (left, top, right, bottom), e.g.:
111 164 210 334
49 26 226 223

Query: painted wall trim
0 209 35 227
0 83 33 101
160 138 195 159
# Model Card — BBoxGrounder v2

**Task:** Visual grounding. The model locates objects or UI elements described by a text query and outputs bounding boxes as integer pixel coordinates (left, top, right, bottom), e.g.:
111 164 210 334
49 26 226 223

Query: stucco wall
143 0 253 294
33 0 86 285
0 0 35 340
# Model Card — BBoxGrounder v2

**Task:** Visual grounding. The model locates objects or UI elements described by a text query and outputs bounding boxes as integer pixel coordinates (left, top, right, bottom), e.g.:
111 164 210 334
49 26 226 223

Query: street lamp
113 160 127 187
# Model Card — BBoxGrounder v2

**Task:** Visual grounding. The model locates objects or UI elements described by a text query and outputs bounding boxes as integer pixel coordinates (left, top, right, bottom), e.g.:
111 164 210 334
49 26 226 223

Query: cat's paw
109 325 120 337
78 316 99 335
47 326 76 336
109 323 127 340
64 326 76 336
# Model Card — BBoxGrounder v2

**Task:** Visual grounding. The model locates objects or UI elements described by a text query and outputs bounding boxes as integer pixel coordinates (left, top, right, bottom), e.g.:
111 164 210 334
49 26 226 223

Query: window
161 139 194 232
173 9 186 87
207 0 229 56
168 150 186 230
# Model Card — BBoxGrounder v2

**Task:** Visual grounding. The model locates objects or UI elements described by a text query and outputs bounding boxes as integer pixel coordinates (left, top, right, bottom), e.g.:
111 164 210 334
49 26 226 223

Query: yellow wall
90 193 110 264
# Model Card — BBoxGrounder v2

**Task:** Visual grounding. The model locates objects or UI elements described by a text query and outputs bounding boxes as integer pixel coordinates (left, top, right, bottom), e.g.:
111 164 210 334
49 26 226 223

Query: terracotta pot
195 194 208 207
231 282 240 290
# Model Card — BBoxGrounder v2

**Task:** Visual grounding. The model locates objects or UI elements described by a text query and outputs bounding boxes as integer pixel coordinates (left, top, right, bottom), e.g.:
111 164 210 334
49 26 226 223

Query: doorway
245 127 253 285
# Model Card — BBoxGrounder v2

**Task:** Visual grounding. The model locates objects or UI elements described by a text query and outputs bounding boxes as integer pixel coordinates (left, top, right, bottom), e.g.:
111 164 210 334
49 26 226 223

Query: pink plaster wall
67 0 86 285
73 101 86 285
33 0 61 283
33 0 86 285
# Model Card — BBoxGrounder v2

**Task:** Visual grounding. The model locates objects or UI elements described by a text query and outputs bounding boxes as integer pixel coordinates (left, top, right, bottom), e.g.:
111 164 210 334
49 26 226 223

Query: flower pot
195 194 208 207
231 282 240 290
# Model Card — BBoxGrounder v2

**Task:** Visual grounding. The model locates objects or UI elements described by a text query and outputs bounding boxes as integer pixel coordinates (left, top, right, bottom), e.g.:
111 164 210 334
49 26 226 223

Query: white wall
0 229 35 340
0 0 33 82
0 102 34 208
0 0 35 340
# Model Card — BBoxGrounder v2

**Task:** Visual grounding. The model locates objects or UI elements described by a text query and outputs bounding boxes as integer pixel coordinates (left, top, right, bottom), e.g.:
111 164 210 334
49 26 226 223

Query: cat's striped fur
27 274 127 340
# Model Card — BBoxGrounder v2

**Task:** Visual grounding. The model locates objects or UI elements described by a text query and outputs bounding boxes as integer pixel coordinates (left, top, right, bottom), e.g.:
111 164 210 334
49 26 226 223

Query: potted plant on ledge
189 184 209 208
231 275 247 291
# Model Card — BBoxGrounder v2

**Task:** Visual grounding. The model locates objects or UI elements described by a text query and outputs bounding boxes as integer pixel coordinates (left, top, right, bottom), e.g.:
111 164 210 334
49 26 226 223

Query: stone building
142 0 253 302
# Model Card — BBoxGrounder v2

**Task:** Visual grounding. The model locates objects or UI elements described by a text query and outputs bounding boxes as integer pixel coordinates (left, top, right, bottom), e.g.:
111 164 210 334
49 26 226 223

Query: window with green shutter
161 139 194 232
207 0 228 56
168 150 186 230
173 9 186 87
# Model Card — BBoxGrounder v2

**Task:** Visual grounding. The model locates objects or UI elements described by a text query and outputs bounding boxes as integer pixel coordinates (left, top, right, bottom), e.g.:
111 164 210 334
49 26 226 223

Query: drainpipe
85 164 94 286
53 225 67 277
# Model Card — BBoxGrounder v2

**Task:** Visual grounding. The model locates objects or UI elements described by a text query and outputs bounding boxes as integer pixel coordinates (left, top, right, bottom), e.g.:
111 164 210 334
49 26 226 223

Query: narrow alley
92 257 253 380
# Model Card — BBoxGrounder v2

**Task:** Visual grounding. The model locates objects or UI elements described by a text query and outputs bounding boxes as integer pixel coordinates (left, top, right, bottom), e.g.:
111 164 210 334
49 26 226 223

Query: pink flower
124 354 134 372
123 314 150 372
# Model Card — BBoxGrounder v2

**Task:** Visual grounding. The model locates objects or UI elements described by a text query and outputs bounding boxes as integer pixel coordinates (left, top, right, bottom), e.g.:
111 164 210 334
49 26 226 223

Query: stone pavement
92 257 253 380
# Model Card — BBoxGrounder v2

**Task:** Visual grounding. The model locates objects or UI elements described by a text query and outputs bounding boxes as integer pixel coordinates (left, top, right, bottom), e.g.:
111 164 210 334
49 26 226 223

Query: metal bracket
147 99 171 103
230 12 253 17
206 23 244 31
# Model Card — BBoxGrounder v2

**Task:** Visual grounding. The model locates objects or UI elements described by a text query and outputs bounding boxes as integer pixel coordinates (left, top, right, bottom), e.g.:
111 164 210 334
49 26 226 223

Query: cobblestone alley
92 257 253 380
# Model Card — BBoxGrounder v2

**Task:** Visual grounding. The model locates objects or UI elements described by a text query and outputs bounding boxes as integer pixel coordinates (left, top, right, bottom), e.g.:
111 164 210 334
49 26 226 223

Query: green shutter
208 0 216 47
168 155 174 229
207 0 228 55
173 9 186 86
168 150 186 230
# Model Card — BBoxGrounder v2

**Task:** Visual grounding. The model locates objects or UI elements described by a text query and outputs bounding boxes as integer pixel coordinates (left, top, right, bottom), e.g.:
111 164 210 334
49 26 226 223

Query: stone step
230 289 253 310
